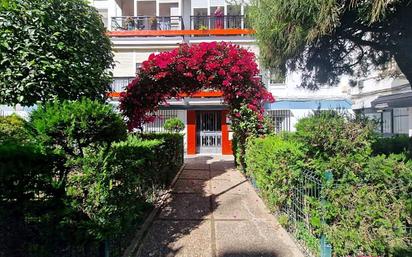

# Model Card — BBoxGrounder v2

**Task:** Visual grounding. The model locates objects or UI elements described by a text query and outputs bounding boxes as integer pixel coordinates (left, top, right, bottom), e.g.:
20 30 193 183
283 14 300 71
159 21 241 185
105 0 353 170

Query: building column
187 110 196 154
221 110 233 155
409 107 412 137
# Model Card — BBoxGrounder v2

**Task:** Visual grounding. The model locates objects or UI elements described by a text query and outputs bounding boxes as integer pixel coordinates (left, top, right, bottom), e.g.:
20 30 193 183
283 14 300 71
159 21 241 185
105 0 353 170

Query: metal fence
111 16 183 31
282 170 332 257
142 110 179 133
249 170 332 257
190 15 248 30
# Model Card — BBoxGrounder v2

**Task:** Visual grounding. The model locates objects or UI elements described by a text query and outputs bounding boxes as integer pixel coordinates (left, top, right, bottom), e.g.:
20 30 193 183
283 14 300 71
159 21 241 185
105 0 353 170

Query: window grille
393 108 409 134
267 110 291 133
143 110 179 133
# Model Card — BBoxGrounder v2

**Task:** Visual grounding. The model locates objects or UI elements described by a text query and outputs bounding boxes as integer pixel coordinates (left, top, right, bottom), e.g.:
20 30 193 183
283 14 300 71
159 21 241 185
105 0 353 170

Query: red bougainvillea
119 42 274 131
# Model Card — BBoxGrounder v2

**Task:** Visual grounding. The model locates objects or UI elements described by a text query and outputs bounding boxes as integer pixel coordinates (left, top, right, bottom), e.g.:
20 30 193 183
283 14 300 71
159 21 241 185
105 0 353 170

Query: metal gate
196 111 222 153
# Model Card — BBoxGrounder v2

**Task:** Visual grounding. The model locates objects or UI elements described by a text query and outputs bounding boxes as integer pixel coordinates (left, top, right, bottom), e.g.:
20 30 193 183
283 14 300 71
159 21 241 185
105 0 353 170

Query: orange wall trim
108 28 255 37
187 110 197 155
108 91 223 98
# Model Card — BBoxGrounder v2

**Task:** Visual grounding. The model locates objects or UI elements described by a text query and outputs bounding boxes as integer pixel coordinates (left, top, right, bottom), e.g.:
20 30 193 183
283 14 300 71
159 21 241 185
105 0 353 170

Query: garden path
135 156 304 257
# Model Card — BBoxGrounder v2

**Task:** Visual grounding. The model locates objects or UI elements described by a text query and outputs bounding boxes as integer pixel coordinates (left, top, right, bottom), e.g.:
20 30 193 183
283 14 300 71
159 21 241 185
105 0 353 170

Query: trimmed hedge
66 134 184 240
245 135 304 208
372 135 411 158
0 99 184 257
243 113 412 256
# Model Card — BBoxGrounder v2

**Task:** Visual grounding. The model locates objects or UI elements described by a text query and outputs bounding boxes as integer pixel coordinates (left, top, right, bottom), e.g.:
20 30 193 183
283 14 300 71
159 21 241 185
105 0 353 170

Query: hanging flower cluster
119 42 274 131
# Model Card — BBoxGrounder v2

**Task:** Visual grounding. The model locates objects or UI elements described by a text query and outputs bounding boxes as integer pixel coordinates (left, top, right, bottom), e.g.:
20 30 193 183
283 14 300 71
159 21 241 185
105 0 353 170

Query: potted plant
149 16 157 30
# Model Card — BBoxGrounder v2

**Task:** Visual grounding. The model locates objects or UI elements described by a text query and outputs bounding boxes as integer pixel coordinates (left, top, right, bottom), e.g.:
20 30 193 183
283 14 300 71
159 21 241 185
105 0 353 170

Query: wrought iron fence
248 170 332 257
111 16 183 31
281 170 332 257
142 110 179 133
190 15 248 30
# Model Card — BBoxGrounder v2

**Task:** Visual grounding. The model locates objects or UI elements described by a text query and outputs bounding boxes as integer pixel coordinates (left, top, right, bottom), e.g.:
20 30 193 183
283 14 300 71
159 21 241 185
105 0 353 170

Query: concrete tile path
135 156 304 257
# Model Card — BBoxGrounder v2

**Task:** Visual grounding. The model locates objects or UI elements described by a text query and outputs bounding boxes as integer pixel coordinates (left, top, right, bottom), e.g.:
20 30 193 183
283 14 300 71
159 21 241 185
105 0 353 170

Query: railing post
320 171 333 257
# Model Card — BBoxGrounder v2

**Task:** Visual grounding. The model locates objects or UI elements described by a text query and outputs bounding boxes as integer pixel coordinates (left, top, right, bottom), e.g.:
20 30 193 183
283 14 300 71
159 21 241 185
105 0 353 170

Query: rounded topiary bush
164 117 185 133
30 98 127 157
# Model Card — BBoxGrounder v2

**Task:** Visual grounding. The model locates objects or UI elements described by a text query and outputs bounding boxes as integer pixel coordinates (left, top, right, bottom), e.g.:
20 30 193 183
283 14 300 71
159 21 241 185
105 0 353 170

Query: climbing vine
119 42 274 158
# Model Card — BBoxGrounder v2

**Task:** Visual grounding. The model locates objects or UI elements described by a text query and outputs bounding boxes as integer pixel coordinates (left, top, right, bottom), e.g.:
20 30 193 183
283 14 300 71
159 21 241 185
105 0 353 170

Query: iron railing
111 16 183 31
190 15 248 30
249 170 333 257
142 110 179 133
111 77 134 92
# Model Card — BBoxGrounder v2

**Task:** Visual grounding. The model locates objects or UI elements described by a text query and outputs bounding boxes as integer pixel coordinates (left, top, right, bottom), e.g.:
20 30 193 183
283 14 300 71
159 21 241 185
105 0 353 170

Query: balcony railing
190 15 248 30
111 16 183 31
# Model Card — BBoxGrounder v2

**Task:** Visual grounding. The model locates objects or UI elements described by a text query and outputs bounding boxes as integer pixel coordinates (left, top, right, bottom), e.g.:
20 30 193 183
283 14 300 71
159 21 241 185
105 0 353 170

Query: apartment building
349 69 412 136
88 0 354 155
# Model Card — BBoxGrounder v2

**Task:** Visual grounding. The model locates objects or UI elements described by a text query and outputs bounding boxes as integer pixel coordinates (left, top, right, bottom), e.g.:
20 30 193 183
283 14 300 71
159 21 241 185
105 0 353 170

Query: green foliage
322 154 412 256
372 135 411 157
30 99 127 157
163 117 185 133
0 0 114 105
139 133 185 173
66 136 160 239
294 111 375 179
66 133 184 239
245 135 304 209
247 0 412 88
232 104 271 170
0 114 34 144
0 143 59 204
244 113 412 256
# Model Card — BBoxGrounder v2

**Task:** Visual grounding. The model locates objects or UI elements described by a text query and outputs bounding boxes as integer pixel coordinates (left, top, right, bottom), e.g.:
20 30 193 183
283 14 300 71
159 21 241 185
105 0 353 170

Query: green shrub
245 113 412 256
372 135 411 157
0 143 64 256
0 114 34 145
163 117 185 133
140 133 184 176
66 136 161 239
323 154 412 256
65 133 184 240
295 111 375 179
245 135 304 209
30 99 127 157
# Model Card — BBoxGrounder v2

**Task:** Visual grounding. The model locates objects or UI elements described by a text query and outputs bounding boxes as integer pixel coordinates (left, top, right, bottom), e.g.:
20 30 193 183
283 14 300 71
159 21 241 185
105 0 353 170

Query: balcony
111 16 183 31
190 15 249 30
108 15 254 37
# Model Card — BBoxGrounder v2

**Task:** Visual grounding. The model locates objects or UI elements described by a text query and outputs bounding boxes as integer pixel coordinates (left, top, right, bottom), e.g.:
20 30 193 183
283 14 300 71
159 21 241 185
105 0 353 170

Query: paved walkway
136 156 304 257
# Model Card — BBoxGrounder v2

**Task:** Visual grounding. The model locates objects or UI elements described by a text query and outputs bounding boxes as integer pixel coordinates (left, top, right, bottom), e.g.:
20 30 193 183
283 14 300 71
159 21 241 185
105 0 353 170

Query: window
111 77 134 92
136 63 142 75
267 110 291 133
364 112 382 133
393 108 409 134
143 110 179 132
382 110 392 134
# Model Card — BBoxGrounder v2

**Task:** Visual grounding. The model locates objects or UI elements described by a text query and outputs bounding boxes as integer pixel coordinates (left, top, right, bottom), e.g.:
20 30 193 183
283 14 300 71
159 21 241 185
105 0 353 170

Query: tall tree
247 0 412 89
0 0 114 106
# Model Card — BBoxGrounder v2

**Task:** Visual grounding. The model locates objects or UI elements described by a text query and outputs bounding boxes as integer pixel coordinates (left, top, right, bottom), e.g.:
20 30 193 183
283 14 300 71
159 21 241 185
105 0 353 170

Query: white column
133 0 137 16
156 0 160 16
408 107 412 137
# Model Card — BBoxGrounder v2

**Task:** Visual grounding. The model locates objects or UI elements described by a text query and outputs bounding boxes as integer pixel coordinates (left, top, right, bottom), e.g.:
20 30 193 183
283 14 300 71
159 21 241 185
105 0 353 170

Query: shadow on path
134 156 303 257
